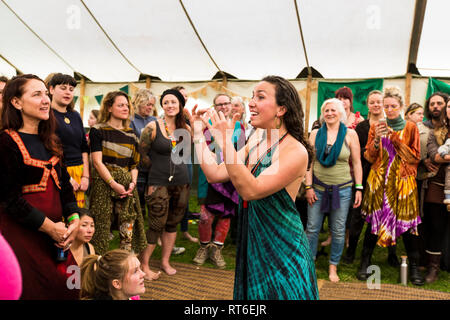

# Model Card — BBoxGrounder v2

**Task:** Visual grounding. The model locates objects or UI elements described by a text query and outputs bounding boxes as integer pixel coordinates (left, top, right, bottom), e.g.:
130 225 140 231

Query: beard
431 110 441 120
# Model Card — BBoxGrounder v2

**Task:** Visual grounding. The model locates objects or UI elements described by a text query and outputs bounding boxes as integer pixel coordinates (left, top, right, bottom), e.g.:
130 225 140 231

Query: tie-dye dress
233 136 319 300
361 121 421 247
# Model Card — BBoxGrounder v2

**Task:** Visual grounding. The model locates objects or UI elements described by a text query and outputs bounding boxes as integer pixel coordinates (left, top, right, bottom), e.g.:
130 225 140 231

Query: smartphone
378 118 388 136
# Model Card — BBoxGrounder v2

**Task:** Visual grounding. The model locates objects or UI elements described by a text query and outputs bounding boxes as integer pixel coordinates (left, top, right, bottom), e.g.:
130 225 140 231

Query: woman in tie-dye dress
188 76 318 300
359 86 425 286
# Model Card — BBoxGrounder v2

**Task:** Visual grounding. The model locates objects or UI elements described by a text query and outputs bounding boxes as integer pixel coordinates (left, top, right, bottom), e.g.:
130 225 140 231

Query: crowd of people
0 72 448 300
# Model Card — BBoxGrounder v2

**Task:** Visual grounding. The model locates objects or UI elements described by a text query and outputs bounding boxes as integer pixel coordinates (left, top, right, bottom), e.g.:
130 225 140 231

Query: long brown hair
98 91 133 128
424 92 449 120
1 74 62 158
160 89 187 130
261 75 314 168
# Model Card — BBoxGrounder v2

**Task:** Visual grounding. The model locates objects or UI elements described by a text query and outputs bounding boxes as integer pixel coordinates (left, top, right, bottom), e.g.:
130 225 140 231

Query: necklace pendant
64 117 71 124
168 176 173 182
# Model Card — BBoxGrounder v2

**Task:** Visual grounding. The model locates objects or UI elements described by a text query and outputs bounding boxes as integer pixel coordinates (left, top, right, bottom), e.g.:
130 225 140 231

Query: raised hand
202 109 235 150
185 105 208 136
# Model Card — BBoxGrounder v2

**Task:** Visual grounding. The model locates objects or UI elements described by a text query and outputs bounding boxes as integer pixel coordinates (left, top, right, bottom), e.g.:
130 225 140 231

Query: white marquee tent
1 0 449 128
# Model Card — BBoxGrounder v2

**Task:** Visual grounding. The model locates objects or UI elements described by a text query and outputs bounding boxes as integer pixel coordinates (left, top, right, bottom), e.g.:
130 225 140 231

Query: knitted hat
160 89 186 108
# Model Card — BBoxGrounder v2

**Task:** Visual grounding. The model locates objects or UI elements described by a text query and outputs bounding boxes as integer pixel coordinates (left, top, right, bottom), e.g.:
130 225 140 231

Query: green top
313 141 352 191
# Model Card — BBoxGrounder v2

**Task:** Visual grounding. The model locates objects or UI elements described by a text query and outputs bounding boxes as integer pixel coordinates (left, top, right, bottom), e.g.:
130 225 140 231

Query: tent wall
74 76 446 131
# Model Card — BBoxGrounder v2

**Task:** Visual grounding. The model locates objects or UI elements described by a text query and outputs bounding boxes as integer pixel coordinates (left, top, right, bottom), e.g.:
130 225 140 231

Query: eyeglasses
215 102 231 108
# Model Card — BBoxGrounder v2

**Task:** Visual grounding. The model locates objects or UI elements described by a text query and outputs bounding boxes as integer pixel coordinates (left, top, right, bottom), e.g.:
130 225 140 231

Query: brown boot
193 243 210 266
425 253 441 284
209 243 226 269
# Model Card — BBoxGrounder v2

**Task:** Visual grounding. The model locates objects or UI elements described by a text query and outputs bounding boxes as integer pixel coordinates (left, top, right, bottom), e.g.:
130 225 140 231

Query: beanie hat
160 89 186 108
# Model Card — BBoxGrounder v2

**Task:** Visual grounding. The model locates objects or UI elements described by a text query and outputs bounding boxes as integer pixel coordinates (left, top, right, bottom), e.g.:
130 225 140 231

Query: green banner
317 79 384 119
119 85 129 95
95 95 103 106
426 77 450 100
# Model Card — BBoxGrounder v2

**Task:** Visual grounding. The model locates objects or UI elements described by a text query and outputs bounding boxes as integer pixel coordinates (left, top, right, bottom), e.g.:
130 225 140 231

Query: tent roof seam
1 0 75 72
79 0 143 76
179 0 222 76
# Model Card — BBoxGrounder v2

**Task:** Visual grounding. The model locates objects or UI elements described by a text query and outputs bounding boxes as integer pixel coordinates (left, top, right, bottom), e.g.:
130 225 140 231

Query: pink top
0 233 22 300
130 295 140 300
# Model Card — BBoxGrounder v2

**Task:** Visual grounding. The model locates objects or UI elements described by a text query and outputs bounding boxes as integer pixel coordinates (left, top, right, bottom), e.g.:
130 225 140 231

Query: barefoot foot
161 264 177 276
329 264 340 283
142 267 161 281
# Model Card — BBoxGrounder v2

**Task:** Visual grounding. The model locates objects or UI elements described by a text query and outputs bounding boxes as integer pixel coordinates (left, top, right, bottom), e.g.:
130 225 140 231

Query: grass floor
109 194 450 294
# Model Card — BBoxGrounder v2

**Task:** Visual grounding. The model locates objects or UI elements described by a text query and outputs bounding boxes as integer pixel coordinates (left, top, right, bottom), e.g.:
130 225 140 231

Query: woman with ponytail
80 249 145 300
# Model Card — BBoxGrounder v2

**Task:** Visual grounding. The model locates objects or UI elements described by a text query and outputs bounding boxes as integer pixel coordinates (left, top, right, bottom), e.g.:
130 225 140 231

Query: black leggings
361 224 421 262
347 200 397 257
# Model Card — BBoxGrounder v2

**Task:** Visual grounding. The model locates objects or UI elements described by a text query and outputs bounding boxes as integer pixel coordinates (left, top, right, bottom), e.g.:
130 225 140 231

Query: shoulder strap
248 132 288 174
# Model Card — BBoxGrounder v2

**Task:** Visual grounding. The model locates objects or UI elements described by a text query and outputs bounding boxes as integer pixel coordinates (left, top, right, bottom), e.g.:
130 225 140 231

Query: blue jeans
306 186 352 265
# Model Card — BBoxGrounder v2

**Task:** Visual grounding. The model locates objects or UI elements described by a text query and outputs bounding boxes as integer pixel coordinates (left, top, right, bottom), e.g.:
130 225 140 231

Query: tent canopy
0 0 448 82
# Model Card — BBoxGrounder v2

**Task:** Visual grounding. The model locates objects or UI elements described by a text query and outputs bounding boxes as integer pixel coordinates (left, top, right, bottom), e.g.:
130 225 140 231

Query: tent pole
222 75 227 93
405 73 412 107
146 76 151 89
304 74 312 137
79 77 86 121
406 0 427 75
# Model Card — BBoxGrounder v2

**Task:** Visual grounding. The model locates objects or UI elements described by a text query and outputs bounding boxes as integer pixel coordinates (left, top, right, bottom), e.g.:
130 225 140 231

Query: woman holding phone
358 87 424 286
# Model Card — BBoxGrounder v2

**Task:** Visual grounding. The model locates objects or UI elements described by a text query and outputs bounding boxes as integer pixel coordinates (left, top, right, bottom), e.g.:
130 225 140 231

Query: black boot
402 233 425 286
357 227 377 281
356 255 371 281
409 259 425 286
